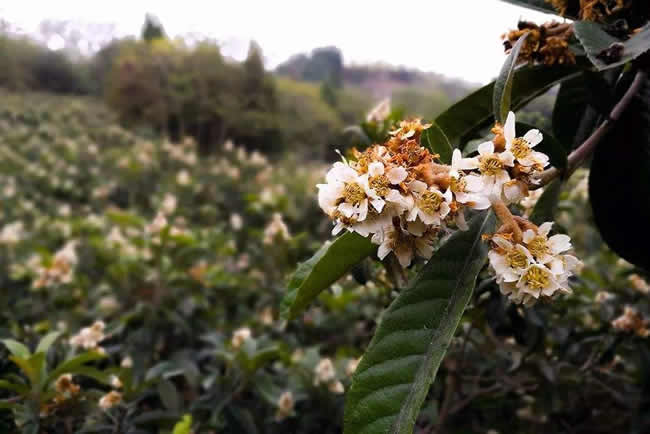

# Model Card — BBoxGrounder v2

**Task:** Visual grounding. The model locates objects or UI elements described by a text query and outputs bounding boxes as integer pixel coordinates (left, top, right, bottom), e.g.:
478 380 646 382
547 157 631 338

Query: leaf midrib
391 212 490 434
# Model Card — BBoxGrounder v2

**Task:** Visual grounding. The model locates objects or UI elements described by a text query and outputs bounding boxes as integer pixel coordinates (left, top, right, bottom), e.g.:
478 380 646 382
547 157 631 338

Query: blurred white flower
69 320 106 351
230 213 243 231
275 391 295 421
98 391 122 410
231 327 252 349
263 213 291 245
314 358 336 386
176 169 191 186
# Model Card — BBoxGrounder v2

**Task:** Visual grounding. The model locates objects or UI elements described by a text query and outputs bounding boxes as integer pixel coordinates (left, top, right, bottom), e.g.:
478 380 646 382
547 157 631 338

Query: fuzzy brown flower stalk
502 21 575 66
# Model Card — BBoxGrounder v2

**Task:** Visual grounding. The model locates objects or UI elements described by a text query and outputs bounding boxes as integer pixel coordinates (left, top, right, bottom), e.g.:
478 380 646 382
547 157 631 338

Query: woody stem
491 199 523 243
536 70 647 188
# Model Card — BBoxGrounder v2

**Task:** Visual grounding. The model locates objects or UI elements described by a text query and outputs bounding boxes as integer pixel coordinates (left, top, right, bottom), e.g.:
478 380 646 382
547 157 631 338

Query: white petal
548 234 571 254
477 141 495 155
439 202 450 219
338 202 355 217
455 210 468 231
467 194 492 210
332 221 345 235
504 111 516 144
357 199 368 221
377 242 391 259
452 149 461 167
395 247 413 268
386 166 408 184
493 237 513 250
371 198 385 213
409 180 427 194
500 151 515 167
458 157 480 170
442 189 453 202
503 182 524 202
407 220 426 236
464 174 485 192
539 222 553 236
522 229 536 244
407 207 419 222
523 129 543 147
368 162 384 177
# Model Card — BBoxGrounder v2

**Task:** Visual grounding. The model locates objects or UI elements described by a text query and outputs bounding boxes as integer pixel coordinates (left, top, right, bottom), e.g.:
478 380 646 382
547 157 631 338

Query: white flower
516 264 565 300
373 220 437 268
449 150 491 209
366 98 391 123
275 391 295 421
488 236 535 284
176 169 191 186
407 180 452 226
317 163 374 230
161 194 177 215
0 221 24 245
263 213 291 244
69 320 106 350
110 375 122 389
230 213 243 231
473 141 515 196
146 212 168 235
121 356 133 368
314 358 336 386
520 187 544 216
231 327 252 349
503 111 549 168
346 358 361 376
522 222 572 267
98 391 122 410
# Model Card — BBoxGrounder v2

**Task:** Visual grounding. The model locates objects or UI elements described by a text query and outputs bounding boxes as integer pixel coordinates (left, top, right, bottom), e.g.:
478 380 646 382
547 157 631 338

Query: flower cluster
317 112 582 305
502 21 575 66
69 320 107 353
487 221 582 305
318 112 551 269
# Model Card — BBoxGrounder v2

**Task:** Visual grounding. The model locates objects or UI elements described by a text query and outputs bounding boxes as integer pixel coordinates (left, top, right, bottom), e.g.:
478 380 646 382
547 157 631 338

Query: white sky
2 0 563 83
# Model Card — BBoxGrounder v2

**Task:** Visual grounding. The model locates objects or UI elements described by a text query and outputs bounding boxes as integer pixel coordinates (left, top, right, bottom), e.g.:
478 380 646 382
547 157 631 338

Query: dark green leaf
589 75 650 271
436 65 581 147
574 21 650 71
516 122 568 170
494 34 529 124
422 122 453 164
281 231 376 320
158 380 182 412
344 211 495 434
529 179 562 226
0 379 29 395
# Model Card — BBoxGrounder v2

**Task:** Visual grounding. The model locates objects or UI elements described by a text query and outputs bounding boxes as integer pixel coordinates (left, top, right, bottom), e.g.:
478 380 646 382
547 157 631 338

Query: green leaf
528 179 562 226
344 211 496 434
172 415 193 434
0 379 29 395
494 33 529 124
35 331 61 355
281 231 376 320
498 0 578 19
9 353 45 386
574 22 650 71
589 75 650 271
435 65 581 147
158 380 182 412
2 339 31 358
45 351 107 385
516 122 568 171
422 122 453 164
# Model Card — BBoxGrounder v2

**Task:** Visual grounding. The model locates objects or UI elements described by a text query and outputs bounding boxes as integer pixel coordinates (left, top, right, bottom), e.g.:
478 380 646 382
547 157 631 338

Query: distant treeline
0 16 470 155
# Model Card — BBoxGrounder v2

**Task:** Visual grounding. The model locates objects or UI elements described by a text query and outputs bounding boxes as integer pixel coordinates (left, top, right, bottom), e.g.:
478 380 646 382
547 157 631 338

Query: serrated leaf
575 21 650 71
422 122 453 164
2 339 31 358
435 65 580 148
498 0 578 19
589 75 650 271
494 34 529 124
344 211 495 434
281 231 376 320
35 331 61 355
516 122 568 170
529 179 562 226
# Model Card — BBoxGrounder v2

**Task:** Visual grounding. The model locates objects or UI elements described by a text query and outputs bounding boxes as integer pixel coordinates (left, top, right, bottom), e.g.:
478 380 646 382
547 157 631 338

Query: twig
536 70 647 188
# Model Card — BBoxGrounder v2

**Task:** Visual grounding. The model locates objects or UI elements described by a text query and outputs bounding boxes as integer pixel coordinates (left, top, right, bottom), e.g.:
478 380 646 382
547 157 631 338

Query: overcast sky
2 0 564 83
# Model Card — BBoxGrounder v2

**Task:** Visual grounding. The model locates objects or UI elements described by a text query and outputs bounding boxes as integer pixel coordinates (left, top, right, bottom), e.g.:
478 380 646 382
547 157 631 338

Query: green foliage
589 75 650 271
493 33 529 124
344 211 495 434
422 122 453 164
574 21 650 71
281 232 375 320
529 179 562 226
435 64 580 147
